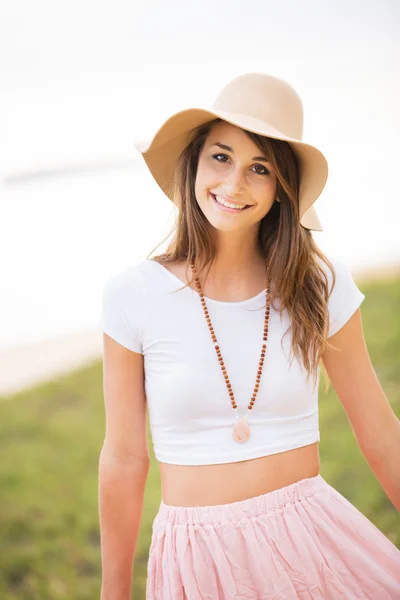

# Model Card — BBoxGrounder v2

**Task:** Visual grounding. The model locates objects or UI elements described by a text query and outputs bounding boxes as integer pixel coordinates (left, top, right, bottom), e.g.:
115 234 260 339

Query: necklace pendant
232 417 251 443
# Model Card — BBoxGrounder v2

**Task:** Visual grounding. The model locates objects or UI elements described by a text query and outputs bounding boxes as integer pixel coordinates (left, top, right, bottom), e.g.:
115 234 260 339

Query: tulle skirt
146 473 400 599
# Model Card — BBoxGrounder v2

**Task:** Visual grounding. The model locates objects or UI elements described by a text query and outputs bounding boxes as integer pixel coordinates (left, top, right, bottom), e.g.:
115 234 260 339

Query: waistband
156 474 330 526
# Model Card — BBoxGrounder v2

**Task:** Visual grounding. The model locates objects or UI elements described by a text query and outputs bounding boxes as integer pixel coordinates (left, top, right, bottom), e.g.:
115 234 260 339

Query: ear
276 197 281 203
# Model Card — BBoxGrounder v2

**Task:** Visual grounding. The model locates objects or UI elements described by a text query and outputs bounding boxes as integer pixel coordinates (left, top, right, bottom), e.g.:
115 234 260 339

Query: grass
0 274 399 599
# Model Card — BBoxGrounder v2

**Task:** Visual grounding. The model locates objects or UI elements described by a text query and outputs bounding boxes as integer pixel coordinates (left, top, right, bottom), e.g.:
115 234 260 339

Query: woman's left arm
322 308 400 511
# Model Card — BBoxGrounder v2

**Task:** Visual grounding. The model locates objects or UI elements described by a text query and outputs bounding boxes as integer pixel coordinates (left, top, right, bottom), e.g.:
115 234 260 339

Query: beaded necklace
190 260 271 443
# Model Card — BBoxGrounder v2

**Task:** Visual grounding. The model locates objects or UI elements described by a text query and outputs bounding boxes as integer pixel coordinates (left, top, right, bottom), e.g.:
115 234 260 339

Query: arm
322 308 400 511
99 333 150 600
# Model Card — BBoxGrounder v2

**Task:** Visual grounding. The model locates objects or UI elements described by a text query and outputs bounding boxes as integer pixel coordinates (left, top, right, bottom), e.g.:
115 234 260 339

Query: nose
224 166 245 196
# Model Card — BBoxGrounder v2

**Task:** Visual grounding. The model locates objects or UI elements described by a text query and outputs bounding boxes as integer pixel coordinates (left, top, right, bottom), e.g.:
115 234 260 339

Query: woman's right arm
99 333 150 600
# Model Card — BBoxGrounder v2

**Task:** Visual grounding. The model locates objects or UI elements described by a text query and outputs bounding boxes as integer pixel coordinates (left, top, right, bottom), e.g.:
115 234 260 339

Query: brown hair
146 118 336 390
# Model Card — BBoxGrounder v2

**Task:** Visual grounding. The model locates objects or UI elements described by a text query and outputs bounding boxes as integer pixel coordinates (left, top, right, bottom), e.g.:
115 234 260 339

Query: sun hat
134 72 328 231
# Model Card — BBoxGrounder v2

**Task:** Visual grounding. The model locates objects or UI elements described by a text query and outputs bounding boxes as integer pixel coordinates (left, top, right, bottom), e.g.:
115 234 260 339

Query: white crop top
98 256 365 465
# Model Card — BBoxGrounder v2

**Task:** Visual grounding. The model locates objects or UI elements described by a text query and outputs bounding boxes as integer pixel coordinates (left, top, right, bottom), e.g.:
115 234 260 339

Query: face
194 121 278 233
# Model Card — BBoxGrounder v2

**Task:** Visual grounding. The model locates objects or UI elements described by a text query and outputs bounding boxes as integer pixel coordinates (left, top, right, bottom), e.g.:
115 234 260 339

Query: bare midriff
158 442 320 507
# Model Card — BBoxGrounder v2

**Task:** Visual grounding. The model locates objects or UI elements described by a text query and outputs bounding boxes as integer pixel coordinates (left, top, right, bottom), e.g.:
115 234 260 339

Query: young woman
98 73 400 599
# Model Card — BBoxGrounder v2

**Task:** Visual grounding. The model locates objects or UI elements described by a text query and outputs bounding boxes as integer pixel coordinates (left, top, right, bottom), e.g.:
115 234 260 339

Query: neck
202 229 267 286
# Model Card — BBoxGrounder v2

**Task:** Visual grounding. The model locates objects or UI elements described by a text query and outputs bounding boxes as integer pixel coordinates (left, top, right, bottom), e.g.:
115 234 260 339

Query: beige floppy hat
134 73 328 231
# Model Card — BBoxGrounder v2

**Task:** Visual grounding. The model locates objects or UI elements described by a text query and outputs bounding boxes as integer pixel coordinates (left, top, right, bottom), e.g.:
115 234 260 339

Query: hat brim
134 107 327 231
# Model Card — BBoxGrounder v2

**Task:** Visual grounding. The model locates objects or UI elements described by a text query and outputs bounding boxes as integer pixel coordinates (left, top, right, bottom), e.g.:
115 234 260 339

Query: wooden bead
190 259 271 420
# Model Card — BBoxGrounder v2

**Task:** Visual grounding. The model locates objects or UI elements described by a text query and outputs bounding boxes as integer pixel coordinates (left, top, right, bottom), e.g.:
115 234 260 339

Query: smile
210 193 252 212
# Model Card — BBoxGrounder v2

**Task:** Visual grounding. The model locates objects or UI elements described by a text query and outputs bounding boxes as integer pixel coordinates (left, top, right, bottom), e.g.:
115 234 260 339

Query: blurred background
1 0 399 598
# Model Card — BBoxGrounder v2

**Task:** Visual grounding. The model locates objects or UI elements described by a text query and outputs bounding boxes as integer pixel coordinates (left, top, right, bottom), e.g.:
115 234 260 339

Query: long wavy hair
146 118 336 390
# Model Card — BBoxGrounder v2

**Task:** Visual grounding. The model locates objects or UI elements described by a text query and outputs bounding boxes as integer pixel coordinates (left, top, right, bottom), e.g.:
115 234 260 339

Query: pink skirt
146 474 400 599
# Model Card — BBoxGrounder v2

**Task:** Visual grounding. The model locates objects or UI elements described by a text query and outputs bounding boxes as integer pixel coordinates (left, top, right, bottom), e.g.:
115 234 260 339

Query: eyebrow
211 142 270 163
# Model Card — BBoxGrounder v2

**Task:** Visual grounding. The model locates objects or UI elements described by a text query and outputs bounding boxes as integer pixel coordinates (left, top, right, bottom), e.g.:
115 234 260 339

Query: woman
98 73 400 599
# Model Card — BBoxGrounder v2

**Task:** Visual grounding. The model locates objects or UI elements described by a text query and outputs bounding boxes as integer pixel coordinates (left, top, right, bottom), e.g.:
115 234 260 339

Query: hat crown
212 73 304 140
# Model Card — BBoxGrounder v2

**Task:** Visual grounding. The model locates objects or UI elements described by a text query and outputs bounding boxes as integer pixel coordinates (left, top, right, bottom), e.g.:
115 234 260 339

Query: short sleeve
98 266 146 354
325 257 365 338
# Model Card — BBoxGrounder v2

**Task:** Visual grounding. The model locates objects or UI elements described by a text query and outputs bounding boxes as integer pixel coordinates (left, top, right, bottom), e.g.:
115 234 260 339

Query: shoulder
315 253 348 284
101 260 153 309
102 259 157 293
316 254 365 338
99 261 153 352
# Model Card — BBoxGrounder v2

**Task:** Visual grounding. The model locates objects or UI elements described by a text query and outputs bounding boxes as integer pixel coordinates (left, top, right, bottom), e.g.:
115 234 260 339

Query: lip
210 193 252 213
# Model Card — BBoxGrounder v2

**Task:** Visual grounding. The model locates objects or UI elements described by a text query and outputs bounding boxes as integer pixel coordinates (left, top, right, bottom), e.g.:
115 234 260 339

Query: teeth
214 194 248 210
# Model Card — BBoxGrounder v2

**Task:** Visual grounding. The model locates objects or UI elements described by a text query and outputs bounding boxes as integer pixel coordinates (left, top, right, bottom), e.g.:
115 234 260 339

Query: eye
212 153 230 163
252 164 270 176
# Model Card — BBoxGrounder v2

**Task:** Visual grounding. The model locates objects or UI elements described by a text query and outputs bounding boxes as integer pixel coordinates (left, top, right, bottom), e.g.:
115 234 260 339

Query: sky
1 0 399 349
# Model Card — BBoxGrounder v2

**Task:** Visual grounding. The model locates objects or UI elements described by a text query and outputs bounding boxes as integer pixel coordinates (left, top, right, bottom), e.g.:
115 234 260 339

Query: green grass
0 275 399 599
